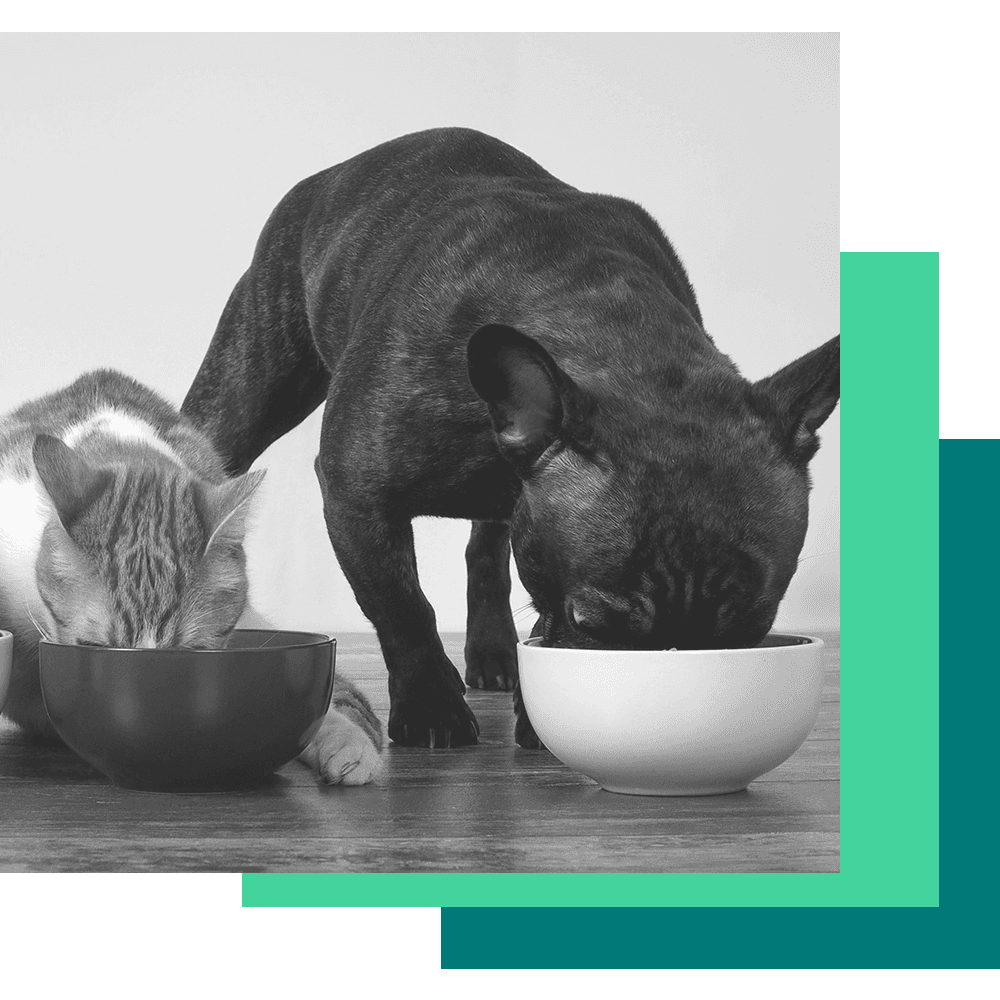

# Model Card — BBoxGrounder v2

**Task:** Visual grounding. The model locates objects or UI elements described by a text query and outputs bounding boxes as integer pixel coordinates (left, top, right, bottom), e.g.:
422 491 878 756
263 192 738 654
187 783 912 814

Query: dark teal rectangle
439 440 985 968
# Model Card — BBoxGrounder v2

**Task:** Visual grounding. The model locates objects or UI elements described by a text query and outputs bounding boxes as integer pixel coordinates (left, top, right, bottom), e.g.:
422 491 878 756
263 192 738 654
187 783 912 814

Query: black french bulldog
181 127 839 750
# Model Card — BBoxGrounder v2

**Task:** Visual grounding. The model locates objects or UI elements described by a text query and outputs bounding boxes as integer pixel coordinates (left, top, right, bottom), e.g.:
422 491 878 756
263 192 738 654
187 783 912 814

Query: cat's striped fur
0 369 382 785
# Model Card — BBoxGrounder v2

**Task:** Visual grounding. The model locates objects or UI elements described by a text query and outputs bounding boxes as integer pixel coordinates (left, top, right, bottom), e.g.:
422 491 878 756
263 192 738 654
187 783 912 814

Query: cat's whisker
178 607 227 630
22 599 51 642
187 612 213 627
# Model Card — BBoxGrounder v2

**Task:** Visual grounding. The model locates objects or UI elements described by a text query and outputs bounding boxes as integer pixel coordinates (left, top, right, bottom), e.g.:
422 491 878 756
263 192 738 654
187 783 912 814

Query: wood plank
0 777 837 835
0 832 839 874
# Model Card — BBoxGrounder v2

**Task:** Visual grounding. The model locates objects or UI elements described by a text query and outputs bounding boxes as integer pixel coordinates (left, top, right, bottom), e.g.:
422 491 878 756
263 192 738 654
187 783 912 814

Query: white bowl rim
519 632 824 657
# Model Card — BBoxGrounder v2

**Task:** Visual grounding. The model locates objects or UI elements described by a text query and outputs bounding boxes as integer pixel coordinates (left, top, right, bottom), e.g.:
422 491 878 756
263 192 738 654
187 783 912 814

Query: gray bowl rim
519 632 824 657
0 629 12 640
38 628 335 655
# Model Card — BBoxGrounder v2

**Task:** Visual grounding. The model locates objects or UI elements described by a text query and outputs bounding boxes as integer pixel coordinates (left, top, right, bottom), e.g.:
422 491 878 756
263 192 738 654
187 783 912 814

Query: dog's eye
570 606 601 631
568 596 616 633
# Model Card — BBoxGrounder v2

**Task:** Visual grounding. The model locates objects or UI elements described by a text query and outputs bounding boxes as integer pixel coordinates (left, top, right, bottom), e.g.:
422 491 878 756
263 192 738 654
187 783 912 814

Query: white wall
0 33 838 634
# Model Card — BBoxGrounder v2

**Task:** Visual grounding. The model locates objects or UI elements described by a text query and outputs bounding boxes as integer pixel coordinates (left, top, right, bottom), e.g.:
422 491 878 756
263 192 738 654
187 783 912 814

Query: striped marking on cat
62 408 182 465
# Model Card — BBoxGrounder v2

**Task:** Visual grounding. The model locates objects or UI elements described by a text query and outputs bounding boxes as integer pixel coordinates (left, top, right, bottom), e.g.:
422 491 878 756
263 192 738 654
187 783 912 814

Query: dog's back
257 128 706 373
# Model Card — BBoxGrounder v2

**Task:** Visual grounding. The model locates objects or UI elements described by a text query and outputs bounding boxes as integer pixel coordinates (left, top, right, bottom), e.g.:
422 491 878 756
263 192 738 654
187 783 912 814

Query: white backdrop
0 33 839 634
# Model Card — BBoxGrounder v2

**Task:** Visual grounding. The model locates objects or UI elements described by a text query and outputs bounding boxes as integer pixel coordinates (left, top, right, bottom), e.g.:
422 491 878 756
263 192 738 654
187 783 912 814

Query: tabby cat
0 369 382 785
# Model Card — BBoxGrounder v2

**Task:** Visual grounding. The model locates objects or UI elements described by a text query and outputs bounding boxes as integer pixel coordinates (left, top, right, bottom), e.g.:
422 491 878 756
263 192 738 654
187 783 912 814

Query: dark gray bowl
39 630 335 791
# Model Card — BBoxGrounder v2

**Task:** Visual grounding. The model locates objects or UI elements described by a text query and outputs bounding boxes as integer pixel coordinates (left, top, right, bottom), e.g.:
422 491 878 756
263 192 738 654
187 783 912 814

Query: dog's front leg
315 457 480 749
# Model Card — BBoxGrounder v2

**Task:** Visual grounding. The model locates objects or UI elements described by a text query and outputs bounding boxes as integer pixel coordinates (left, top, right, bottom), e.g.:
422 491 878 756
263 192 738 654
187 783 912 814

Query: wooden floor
0 632 839 873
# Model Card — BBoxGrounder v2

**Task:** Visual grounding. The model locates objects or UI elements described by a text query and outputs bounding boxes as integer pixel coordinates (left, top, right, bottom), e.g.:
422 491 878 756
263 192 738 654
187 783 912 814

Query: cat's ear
35 519 109 630
199 470 266 553
754 336 840 464
467 325 589 473
32 435 113 530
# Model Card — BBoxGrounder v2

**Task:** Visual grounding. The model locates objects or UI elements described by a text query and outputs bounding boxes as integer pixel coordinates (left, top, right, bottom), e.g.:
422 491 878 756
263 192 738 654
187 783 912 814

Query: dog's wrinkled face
468 325 839 650
509 447 808 649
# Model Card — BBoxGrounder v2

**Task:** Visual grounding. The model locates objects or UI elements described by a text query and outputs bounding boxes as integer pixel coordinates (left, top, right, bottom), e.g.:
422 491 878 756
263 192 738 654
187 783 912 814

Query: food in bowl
517 633 825 796
39 629 335 791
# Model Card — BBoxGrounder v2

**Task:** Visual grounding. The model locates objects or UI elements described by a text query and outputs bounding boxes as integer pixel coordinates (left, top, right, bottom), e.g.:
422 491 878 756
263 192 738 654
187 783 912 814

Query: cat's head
32 435 264 649
468 325 839 649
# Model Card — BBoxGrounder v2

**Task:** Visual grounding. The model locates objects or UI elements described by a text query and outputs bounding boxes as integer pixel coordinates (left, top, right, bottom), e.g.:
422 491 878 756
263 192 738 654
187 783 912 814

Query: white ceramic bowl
0 630 12 713
517 633 825 796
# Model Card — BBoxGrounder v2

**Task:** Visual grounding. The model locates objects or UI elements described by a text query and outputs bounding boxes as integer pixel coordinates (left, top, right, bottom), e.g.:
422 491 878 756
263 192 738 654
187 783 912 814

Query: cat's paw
299 710 383 785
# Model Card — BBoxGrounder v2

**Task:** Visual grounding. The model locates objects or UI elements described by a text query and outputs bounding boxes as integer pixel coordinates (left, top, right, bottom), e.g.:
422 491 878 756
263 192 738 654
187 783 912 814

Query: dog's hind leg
182 216 330 474
464 520 518 692
463 521 544 745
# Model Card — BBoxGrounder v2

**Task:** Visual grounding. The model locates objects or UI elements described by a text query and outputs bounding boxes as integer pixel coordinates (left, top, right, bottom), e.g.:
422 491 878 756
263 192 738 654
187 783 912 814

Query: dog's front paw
515 713 545 749
514 681 545 749
299 710 383 785
388 684 480 748
464 638 518 692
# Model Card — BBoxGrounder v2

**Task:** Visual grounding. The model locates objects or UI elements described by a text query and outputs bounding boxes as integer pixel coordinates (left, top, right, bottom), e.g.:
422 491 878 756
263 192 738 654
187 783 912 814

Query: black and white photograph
0 32 839 873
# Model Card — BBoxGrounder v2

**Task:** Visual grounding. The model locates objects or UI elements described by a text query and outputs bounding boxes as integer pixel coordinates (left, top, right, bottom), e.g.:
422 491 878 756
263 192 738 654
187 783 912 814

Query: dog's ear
754 335 840 465
467 325 586 473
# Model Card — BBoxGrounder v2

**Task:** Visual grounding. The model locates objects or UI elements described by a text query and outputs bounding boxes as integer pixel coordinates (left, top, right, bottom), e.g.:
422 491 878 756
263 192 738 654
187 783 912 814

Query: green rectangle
243 252 939 910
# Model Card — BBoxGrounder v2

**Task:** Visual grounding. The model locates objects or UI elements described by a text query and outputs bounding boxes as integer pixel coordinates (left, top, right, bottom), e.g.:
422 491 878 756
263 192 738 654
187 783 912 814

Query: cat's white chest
0 475 51 631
